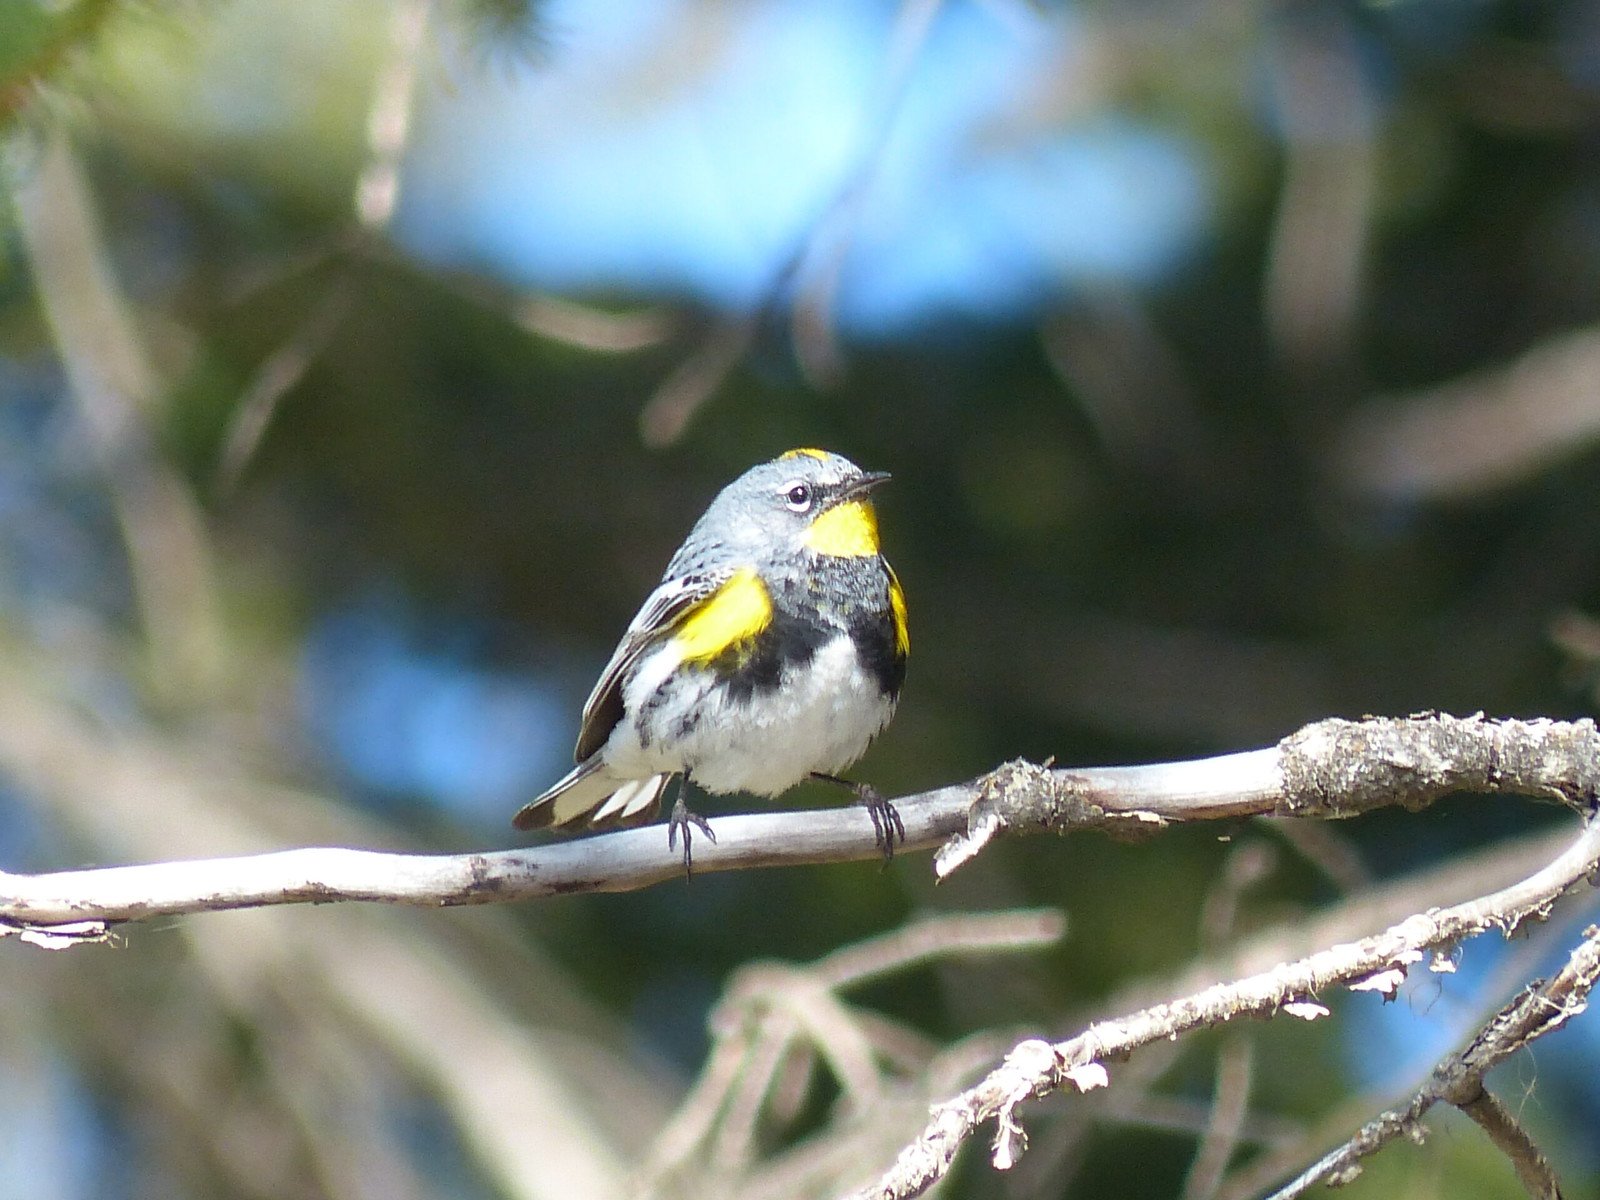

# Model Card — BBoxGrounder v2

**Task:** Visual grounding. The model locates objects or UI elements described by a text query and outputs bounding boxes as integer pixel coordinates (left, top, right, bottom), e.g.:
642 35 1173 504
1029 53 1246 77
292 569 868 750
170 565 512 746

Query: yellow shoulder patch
804 499 880 557
887 565 910 658
673 568 773 663
779 447 829 461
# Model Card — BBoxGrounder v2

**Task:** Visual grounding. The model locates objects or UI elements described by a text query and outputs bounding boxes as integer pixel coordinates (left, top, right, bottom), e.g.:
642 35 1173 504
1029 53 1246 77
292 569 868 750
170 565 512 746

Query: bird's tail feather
511 762 670 831
591 775 672 824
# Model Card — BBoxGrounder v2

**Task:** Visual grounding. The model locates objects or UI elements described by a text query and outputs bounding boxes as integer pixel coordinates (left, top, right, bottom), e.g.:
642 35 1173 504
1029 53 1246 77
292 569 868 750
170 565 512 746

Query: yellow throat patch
804 499 880 558
673 568 773 663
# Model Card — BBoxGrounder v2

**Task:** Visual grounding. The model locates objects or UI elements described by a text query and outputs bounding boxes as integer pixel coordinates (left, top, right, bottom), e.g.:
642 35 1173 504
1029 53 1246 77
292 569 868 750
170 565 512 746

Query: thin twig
514 294 676 352
1206 831 1591 1200
1256 815 1370 895
1184 842 1269 1200
215 278 354 494
1212 1090 1418 1200
637 1023 760 1188
1181 1036 1254 1200
1002 1036 1186 1199
1265 926 1599 1200
1454 1088 1563 1200
789 0 946 387
845 821 1600 1200
1215 887 1598 1200
638 315 757 448
1262 6 1374 376
709 1005 801 1176
639 0 947 442
1108 1086 1302 1149
812 909 1067 991
216 0 428 493
740 966 882 1108
1198 841 1277 953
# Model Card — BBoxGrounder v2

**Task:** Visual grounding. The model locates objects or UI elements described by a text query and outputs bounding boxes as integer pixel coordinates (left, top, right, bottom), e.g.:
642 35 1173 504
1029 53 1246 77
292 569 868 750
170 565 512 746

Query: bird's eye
784 483 813 512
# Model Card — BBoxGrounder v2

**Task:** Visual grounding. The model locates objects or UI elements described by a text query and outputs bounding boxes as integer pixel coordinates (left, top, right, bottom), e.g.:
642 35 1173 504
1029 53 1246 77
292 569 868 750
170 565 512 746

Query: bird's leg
810 773 903 865
666 779 716 878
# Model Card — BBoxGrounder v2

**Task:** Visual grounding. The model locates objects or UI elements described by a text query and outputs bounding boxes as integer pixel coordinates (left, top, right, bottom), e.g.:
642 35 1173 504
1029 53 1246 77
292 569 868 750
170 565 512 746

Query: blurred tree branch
1335 324 1600 502
11 123 226 699
639 0 952 445
0 0 120 123
638 909 1067 1197
1262 5 1374 383
217 0 429 492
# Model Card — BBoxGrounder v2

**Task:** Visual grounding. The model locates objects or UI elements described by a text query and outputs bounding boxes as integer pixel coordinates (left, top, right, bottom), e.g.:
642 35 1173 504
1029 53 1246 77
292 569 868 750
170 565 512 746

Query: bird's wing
572 565 731 762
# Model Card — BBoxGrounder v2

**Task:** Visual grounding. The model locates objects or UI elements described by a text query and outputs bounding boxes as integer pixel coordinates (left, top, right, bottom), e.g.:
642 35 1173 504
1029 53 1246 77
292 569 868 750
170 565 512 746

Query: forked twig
846 819 1600 1200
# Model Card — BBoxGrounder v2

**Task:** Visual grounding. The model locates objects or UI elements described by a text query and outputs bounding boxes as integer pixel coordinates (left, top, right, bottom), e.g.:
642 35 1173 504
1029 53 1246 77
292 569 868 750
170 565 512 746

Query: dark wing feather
572 567 730 761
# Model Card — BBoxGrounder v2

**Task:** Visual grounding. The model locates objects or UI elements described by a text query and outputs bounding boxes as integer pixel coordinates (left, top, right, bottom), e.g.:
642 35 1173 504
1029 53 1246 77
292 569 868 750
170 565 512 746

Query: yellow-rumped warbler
512 449 908 868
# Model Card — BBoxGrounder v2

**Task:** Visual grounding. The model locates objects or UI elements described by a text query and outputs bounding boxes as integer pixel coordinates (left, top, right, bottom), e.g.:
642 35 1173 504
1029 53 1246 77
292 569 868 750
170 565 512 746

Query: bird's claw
667 795 716 878
857 782 904 867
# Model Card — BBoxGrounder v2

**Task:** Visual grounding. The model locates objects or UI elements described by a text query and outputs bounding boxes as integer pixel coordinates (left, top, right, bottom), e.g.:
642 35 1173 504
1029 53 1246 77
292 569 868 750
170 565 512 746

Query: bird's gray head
697 448 891 560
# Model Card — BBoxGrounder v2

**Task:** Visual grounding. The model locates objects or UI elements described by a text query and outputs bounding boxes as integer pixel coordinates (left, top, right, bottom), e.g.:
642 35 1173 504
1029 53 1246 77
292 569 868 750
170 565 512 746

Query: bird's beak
841 470 892 500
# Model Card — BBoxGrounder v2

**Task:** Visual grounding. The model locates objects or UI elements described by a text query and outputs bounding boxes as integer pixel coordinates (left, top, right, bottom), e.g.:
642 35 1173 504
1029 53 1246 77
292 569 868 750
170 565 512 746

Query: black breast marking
718 604 832 704
850 601 906 699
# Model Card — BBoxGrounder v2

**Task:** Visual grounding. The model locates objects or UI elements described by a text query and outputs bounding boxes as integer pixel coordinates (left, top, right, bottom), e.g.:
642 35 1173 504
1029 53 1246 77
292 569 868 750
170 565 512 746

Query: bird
512 448 908 871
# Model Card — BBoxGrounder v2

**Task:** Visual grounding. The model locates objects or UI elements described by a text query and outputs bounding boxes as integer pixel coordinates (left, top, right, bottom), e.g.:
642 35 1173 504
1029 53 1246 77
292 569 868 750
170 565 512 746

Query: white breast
601 633 895 796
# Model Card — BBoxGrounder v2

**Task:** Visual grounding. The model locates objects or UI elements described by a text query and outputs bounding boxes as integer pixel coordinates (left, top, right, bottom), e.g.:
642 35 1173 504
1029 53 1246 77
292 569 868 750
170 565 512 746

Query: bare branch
638 0 948 441
1182 841 1270 1200
514 293 676 352
0 794 973 934
809 909 1067 991
1454 1088 1564 1200
1197 841 1277 953
1266 925 1598 1200
845 818 1600 1200
1256 815 1370 895
934 713 1598 875
788 0 946 388
1 714 1596 939
217 0 430 493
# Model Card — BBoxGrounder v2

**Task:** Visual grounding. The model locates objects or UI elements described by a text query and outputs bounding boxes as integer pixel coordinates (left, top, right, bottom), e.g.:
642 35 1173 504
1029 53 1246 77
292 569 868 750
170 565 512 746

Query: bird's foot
811 773 903 866
667 793 716 878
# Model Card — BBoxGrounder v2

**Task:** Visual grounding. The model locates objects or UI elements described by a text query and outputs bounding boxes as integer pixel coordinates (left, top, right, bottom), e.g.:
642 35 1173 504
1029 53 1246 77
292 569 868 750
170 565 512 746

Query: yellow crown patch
779 447 829 461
